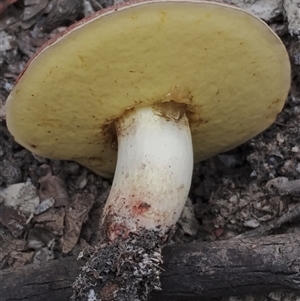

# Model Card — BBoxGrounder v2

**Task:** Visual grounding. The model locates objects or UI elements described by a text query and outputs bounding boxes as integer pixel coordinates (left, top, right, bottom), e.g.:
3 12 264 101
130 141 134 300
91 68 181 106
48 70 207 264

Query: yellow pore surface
6 1 290 177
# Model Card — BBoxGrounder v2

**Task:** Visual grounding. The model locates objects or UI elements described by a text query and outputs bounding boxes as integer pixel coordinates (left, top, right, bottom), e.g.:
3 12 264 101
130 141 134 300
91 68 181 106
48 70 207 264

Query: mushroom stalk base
103 104 194 240
72 230 163 301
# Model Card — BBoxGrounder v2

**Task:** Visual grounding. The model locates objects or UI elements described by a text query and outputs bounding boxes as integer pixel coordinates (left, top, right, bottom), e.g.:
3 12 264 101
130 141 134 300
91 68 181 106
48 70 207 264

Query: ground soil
0 1 299 301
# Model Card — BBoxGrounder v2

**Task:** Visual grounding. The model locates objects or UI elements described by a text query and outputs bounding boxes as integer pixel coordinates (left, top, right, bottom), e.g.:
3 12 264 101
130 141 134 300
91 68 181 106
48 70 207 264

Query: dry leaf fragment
27 227 55 250
38 168 69 207
33 207 65 236
0 206 26 238
6 250 34 268
61 193 95 254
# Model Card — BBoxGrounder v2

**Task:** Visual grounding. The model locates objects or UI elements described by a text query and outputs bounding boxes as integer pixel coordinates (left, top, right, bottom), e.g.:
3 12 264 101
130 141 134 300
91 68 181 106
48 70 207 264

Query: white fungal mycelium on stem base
102 102 194 240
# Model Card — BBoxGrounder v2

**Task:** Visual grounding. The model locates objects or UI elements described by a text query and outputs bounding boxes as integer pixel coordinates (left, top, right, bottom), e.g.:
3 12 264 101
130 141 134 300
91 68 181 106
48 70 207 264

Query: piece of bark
156 233 300 300
1 233 300 301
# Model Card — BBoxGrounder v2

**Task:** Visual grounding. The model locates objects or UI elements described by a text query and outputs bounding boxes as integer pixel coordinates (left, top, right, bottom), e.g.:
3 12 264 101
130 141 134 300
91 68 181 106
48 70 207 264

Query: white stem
102 103 193 240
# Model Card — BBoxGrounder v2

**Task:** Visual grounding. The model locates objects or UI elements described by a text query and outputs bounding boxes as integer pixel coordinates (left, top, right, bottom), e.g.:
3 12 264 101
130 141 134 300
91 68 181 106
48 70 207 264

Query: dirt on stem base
72 229 168 301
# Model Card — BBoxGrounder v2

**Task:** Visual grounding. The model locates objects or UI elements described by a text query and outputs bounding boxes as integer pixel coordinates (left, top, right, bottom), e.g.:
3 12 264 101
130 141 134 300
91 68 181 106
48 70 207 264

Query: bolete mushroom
6 0 290 299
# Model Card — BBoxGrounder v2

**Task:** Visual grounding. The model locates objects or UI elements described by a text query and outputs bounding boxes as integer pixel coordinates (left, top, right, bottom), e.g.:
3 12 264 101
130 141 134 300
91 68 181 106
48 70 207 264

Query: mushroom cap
6 0 290 178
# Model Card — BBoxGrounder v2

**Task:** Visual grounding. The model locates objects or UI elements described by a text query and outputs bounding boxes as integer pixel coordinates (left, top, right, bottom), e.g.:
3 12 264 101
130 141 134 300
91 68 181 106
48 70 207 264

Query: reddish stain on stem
105 219 130 241
132 201 151 216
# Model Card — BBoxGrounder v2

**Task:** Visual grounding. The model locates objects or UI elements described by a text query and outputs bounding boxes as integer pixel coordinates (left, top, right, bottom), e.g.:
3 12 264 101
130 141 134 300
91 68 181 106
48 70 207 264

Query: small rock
0 181 40 214
0 31 15 51
65 162 80 175
32 153 48 163
214 0 283 21
0 159 22 185
218 154 242 168
214 227 224 238
243 219 260 228
283 0 300 36
33 239 55 264
34 197 55 215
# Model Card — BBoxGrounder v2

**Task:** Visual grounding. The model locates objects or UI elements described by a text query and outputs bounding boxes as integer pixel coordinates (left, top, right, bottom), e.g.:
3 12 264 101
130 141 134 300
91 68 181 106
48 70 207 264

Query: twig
236 202 300 239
